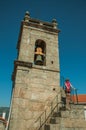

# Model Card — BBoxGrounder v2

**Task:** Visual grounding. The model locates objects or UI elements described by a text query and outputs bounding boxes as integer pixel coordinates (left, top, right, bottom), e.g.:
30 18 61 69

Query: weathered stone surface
9 14 60 130
48 104 86 130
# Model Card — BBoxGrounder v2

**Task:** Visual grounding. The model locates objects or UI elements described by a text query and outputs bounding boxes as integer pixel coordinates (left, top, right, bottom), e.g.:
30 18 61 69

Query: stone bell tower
8 11 60 130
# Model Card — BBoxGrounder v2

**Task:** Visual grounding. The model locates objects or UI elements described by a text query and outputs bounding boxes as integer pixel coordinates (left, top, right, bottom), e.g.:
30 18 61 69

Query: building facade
8 11 60 130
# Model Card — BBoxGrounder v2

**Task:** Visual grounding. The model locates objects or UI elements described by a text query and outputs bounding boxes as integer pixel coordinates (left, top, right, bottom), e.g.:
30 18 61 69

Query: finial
25 11 30 16
24 11 30 22
52 19 57 23
52 19 58 29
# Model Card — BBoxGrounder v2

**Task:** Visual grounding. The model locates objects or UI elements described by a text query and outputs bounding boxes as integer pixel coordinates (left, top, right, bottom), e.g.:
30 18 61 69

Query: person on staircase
64 79 74 110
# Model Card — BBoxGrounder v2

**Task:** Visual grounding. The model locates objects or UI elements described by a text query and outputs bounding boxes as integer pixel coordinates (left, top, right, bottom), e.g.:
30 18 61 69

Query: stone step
52 111 61 117
49 111 61 125
43 104 86 130
44 119 86 130
50 117 60 124
44 124 60 130
61 108 85 119
70 104 85 109
50 124 60 130
44 124 50 130
60 118 86 128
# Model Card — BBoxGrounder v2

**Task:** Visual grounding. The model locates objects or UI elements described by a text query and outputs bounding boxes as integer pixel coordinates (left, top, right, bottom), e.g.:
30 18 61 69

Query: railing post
51 102 53 115
37 94 60 130
45 110 46 121
40 116 41 128
56 95 59 111
75 89 78 104
71 88 74 104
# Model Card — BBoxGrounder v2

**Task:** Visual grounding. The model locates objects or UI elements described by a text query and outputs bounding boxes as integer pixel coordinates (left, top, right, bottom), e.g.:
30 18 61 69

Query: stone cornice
12 60 32 81
14 60 32 68
22 20 60 33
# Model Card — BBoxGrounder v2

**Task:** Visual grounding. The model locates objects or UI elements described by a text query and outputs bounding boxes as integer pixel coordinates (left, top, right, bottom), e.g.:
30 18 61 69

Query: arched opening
34 39 46 66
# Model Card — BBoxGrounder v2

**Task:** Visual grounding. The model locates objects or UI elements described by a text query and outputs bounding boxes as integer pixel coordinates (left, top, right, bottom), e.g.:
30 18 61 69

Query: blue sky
0 0 86 107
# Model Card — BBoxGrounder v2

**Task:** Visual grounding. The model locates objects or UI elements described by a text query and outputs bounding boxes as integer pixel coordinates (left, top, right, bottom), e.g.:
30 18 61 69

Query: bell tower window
34 39 46 66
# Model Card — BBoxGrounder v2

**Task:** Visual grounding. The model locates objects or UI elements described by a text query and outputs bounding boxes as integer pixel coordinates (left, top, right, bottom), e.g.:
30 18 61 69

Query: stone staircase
44 104 86 130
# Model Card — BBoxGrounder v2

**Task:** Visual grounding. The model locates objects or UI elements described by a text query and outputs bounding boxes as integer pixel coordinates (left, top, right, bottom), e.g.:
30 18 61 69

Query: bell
35 54 43 65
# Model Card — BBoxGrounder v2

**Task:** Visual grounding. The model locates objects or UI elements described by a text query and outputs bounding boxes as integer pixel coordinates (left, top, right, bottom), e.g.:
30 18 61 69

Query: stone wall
45 104 86 130
9 13 60 130
9 64 60 130
18 25 60 71
60 104 86 129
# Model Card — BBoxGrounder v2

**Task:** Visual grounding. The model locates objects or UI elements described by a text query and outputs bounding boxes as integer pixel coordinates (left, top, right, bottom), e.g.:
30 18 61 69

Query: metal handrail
30 86 78 130
33 94 60 130
71 87 78 104
35 89 78 130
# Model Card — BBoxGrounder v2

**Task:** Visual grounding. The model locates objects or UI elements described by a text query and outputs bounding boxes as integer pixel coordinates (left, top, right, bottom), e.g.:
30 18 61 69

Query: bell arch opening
34 39 46 66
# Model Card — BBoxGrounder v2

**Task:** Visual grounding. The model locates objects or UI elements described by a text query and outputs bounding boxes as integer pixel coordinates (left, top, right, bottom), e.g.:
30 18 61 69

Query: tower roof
22 11 60 33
